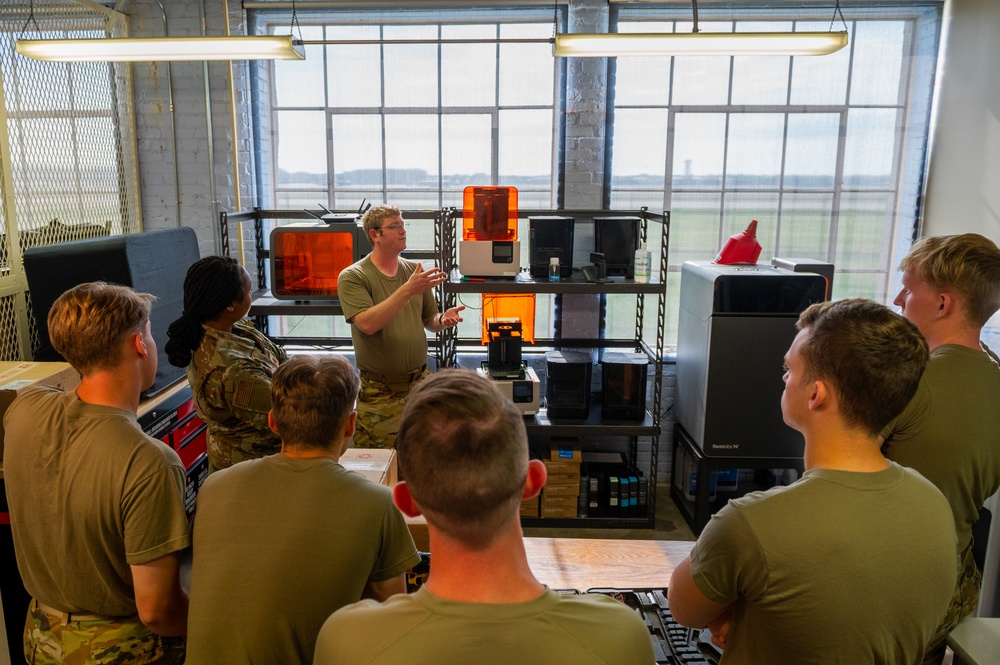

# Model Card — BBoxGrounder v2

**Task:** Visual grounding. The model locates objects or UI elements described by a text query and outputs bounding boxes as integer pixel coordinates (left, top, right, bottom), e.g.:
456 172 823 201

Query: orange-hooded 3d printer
269 216 369 301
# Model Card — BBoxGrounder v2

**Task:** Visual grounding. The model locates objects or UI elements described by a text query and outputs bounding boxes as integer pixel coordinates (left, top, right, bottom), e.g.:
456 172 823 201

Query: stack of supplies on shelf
541 438 582 518
582 451 647 519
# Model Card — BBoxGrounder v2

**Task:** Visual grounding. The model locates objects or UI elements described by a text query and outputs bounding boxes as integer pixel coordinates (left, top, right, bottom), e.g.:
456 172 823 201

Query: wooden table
524 537 693 591
405 516 693 590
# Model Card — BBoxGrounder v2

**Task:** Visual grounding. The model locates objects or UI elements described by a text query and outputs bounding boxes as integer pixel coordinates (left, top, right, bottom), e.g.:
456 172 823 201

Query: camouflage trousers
353 367 430 450
206 430 282 473
24 601 185 664
922 541 981 664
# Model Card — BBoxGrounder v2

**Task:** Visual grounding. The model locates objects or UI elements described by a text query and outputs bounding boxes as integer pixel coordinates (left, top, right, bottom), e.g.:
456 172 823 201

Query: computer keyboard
585 588 722 665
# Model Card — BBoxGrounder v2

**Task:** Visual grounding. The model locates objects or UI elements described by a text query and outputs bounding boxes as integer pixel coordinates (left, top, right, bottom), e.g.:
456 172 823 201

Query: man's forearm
141 589 189 637
351 286 415 335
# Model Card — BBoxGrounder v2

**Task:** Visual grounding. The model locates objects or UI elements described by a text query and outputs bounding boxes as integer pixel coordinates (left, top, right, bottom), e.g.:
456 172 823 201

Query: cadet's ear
132 332 148 357
522 459 547 501
267 410 279 436
393 482 423 517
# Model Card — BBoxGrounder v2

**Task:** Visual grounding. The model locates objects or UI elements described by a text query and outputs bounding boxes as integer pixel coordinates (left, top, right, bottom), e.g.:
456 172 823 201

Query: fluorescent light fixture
553 32 849 57
15 35 305 62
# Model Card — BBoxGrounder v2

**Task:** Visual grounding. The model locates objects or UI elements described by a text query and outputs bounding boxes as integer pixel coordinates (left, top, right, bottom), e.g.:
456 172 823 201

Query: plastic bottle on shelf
549 256 561 281
634 243 651 283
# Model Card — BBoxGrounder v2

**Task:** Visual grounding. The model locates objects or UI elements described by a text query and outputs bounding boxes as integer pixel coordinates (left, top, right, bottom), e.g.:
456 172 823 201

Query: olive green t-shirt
690 463 957 665
185 454 420 665
338 256 437 375
3 386 190 616
314 587 655 664
882 343 1000 550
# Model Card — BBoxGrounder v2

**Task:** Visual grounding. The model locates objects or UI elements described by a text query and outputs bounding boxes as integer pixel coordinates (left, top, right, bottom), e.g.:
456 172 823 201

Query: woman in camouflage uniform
166 256 287 471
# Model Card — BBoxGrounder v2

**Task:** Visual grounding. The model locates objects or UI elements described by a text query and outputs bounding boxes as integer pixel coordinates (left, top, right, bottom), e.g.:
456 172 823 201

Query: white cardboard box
0 362 81 460
340 448 397 487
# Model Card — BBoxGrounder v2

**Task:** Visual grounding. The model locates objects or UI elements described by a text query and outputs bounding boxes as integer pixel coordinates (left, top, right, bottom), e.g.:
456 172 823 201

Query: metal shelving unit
219 206 671 528
435 208 670 529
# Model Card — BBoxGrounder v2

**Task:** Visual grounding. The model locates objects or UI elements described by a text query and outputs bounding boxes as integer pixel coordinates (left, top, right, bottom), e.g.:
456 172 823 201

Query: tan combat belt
32 598 135 626
359 364 427 392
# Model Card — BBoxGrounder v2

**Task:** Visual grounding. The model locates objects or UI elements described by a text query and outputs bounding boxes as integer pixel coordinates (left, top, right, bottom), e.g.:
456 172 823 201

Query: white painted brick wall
130 0 257 274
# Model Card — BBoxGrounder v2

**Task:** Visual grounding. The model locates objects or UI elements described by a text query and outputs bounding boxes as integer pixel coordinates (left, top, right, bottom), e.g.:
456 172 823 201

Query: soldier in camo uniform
5 283 190 664
166 256 287 471
339 204 464 449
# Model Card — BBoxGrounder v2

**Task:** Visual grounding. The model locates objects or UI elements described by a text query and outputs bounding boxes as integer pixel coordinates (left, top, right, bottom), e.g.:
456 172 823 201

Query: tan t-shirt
882 343 1000 550
315 587 655 665
3 386 190 616
690 463 957 665
186 455 420 665
338 255 438 375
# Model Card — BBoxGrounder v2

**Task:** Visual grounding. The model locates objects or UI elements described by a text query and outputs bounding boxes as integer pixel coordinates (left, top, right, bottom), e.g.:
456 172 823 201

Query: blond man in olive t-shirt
883 233 1000 664
4 283 190 665
338 204 464 448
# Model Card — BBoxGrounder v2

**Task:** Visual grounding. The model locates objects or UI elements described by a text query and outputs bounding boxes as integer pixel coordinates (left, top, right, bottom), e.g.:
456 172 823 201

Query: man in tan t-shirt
338 204 464 448
669 299 956 664
883 233 1000 663
3 282 190 664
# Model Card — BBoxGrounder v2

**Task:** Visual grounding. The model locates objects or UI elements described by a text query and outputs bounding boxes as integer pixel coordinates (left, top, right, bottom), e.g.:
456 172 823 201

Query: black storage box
594 216 640 278
600 351 648 420
529 216 574 279
545 350 592 418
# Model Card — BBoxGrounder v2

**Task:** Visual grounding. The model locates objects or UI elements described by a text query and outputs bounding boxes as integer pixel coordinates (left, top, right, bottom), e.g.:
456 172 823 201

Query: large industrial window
608 4 941 347
249 6 559 342
251 8 558 214
251 3 941 351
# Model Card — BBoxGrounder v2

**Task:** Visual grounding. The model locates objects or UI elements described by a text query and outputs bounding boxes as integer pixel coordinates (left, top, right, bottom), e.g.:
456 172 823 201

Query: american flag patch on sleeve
233 379 254 408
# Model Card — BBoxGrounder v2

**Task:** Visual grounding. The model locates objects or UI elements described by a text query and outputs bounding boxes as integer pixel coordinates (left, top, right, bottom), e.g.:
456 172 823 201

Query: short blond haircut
48 282 155 376
900 233 1000 328
360 204 402 246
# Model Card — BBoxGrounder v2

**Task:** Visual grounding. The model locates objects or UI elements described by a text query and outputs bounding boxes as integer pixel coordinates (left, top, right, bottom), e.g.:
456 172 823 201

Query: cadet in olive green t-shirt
338 205 464 449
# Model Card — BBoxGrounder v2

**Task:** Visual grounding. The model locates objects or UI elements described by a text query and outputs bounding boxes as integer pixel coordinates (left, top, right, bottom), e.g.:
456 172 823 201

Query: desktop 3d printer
476 318 540 415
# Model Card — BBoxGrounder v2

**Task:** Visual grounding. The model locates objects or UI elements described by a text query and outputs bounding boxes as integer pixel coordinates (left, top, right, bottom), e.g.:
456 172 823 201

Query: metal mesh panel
0 294 21 360
0 2 140 360
25 288 38 355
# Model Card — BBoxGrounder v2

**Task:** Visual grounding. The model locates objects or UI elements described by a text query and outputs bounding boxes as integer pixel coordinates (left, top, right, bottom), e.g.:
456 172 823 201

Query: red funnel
715 220 762 265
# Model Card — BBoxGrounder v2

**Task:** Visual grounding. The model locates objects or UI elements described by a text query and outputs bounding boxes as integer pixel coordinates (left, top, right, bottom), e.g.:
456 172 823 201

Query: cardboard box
541 504 578 518
543 458 581 475
520 496 540 518
546 474 582 489
404 514 429 552
341 448 397 487
549 438 582 462
542 482 579 497
541 494 577 509
0 362 81 460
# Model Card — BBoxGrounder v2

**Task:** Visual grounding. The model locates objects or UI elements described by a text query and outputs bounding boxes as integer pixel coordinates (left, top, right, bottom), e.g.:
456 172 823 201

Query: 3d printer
458 186 521 278
476 318 540 415
269 203 371 301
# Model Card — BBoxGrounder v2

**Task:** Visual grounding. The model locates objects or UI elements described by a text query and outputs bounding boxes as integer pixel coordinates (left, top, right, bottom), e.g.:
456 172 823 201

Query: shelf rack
219 206 672 529
435 207 670 528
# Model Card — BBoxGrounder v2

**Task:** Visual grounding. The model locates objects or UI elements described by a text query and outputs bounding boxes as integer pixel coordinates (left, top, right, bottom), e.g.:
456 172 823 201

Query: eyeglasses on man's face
379 221 406 233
